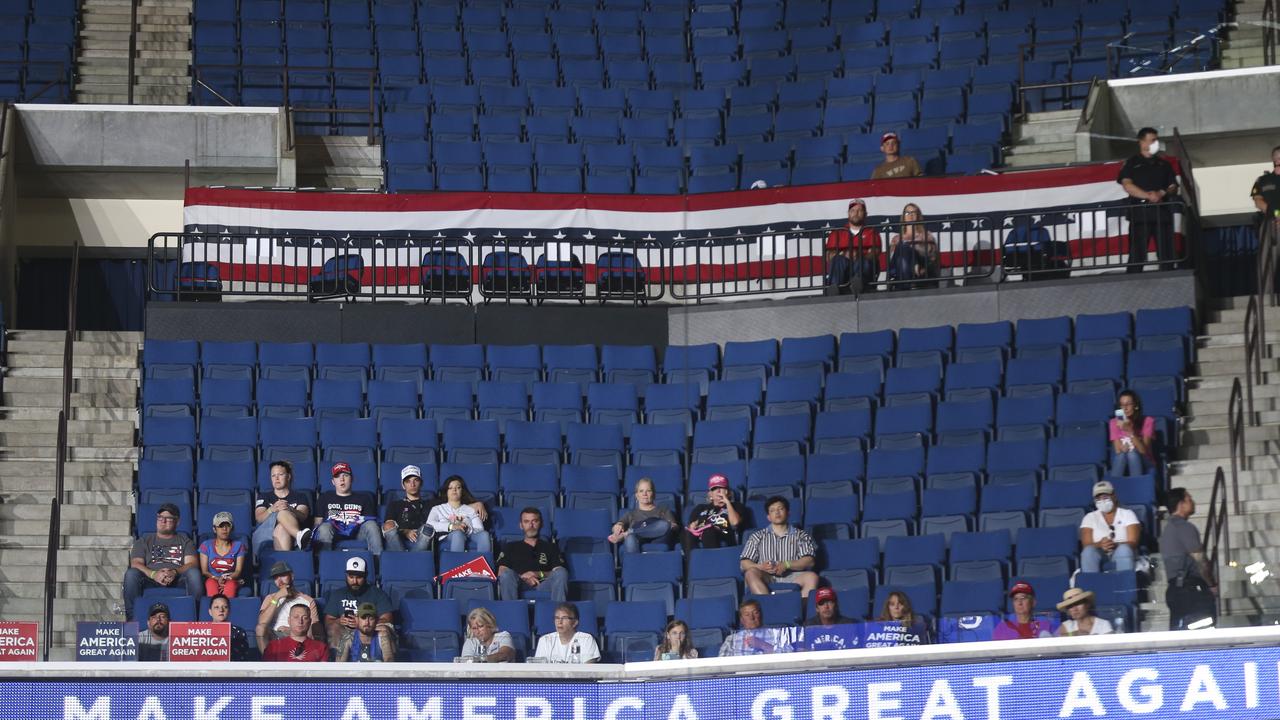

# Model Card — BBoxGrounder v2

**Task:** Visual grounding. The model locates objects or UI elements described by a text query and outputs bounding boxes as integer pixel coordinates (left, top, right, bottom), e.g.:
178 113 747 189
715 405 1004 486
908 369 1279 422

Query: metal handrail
127 0 138 104
1227 377 1245 516
191 65 380 144
1243 296 1262 418
43 242 79 660
1264 0 1276 66
1204 466 1231 619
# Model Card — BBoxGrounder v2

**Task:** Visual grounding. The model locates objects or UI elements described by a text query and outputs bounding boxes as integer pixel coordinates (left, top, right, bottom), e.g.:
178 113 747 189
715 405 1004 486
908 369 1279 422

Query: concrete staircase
75 0 192 105
296 136 384 190
1220 0 1268 69
1159 296 1280 628
0 330 139 660
1004 110 1080 169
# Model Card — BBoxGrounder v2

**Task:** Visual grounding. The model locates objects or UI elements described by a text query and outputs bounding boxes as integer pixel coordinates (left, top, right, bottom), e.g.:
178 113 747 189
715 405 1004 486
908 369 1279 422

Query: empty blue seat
764 375 822 417
566 422 625 473
692 418 751 464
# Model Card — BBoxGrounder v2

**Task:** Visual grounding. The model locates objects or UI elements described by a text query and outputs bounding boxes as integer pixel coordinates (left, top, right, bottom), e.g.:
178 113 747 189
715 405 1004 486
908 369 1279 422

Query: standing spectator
122 502 201 621
609 477 679 554
459 607 516 663
322 557 395 652
1055 588 1113 637
208 593 252 661
1161 488 1218 630
335 603 398 662
255 561 323 649
888 203 940 289
653 620 698 660
1250 145 1280 217
993 582 1054 639
383 465 433 552
262 604 329 662
426 475 492 553
1080 480 1141 573
1109 390 1156 476
681 474 745 552
824 198 883 295
496 507 568 602
739 496 820 598
533 603 600 663
871 132 923 180
806 587 854 627
198 511 246 597
252 460 312 552
314 462 383 555
136 602 171 661
1117 127 1180 273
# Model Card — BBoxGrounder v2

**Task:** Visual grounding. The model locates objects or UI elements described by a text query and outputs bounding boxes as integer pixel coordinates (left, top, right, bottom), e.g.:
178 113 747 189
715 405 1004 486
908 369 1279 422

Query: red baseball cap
331 462 352 477
815 587 837 605
881 131 899 143
848 198 867 209
1009 581 1035 598
707 473 729 490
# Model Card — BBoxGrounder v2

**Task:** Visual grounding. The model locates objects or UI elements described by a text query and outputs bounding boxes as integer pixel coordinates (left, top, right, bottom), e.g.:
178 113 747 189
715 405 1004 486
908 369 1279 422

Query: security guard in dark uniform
1250 145 1280 217
1117 127 1180 273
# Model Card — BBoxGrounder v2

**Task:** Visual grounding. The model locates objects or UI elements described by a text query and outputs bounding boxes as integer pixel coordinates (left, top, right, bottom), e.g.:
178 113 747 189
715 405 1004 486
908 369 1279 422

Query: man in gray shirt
1160 488 1217 630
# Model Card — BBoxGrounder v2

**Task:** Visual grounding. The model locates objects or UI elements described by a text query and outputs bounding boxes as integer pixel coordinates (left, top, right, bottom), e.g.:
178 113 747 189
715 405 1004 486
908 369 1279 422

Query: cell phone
1114 409 1126 420
343 610 355 618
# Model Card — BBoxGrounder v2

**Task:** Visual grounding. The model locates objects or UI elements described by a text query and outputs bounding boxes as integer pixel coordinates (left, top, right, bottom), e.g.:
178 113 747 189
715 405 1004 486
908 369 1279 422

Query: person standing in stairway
1161 488 1218 630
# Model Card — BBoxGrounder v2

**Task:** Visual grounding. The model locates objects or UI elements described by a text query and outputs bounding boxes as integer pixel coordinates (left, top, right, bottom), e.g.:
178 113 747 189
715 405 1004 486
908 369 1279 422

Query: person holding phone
1079 480 1140 573
1109 390 1155 476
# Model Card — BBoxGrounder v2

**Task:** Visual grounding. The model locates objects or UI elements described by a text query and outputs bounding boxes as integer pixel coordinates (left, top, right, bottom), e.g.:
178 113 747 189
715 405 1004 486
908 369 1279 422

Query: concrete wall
1104 67 1280 139
14 198 183 249
0 105 15 325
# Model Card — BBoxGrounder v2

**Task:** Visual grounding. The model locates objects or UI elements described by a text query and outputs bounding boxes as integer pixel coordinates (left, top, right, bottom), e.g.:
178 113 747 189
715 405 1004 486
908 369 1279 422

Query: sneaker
296 528 312 551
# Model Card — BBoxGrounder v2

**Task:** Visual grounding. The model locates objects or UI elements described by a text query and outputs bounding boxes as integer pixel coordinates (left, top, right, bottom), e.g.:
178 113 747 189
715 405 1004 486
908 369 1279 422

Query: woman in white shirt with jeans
427 475 491 553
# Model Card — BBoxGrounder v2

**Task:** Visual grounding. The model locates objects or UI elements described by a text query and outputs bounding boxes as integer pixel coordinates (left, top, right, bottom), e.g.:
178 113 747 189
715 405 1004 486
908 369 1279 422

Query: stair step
0 547 129 567
0 598 122 616
0 531 132 548
0 418 138 434
6 351 143 369
0 446 139 461
2 392 136 409
0 431 136 448
1004 150 1077 166
0 406 137 421
0 459 135 479
0 582 122 600
4 367 140 380
0 504 132 522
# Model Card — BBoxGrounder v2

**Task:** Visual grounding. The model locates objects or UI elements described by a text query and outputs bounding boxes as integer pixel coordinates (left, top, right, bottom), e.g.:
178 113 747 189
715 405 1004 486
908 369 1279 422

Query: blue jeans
1110 450 1148 477
442 529 492 553
826 254 878 294
1081 543 1136 573
888 242 939 290
622 519 674 554
122 567 202 621
497 565 567 602
383 526 432 552
251 513 278 553
314 520 384 555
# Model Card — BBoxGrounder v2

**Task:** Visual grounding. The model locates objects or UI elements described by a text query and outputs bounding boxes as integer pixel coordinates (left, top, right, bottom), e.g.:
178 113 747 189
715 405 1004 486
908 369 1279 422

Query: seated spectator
460 607 517 663
681 473 745 552
871 131 923 180
255 560 323 649
208 593 252 661
122 502 201 621
1109 390 1156 476
427 475 492 553
719 599 792 656
314 462 382 555
993 582 1054 640
806 587 854 627
1080 480 1140 574
653 620 698 660
610 477 678 554
323 557 395 654
875 590 930 644
824 198 883 295
740 496 820 598
383 465 433 552
533 603 600 663
252 460 312 552
497 507 568 602
198 511 245 598
335 602 398 662
136 602 171 661
1056 588 1113 636
262 604 329 662
888 203 940 289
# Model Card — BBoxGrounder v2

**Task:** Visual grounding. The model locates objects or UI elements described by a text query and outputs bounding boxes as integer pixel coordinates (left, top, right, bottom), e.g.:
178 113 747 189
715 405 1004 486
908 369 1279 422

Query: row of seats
0 0 76 102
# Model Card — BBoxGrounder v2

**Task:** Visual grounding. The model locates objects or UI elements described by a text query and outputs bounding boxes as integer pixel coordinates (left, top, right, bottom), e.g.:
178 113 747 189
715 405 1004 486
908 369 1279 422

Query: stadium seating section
0 0 77 102
138 306 1193 660
189 0 1227 193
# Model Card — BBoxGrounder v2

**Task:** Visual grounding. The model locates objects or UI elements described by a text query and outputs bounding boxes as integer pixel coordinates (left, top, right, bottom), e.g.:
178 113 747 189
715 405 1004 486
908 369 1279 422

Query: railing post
127 0 138 105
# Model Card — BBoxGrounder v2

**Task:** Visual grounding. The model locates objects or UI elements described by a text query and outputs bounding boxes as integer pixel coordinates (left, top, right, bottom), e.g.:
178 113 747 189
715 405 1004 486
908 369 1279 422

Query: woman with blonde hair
888 203 940 289
459 607 516 662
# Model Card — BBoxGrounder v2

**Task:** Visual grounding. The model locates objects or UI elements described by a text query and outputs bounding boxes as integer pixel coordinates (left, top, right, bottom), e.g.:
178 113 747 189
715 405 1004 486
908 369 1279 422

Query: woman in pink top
1109 390 1155 476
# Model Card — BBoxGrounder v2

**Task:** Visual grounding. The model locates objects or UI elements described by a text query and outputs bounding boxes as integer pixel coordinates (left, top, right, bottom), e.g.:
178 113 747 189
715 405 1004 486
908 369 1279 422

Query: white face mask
1096 498 1115 513
1148 140 1161 155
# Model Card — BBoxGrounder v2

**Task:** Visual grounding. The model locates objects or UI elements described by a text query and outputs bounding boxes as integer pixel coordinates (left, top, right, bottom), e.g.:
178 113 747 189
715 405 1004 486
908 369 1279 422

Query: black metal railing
191 65 380 145
1227 377 1245 516
43 242 78 661
1264 0 1276 66
126 0 138 104
1204 465 1231 620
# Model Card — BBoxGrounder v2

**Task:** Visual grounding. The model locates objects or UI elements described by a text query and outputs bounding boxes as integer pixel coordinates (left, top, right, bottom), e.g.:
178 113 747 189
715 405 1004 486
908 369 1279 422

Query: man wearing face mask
1161 488 1218 630
1079 480 1140 573
1117 127 1180 273
1250 145 1280 217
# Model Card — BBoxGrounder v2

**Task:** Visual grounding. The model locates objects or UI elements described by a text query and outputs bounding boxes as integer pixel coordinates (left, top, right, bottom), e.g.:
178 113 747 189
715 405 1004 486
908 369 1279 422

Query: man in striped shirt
740 496 820 598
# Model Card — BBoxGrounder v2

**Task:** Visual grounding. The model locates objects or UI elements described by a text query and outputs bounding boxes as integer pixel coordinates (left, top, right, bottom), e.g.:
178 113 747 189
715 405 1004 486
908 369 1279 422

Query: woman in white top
459 607 516 663
1056 588 1114 636
427 475 491 553
533 603 600 664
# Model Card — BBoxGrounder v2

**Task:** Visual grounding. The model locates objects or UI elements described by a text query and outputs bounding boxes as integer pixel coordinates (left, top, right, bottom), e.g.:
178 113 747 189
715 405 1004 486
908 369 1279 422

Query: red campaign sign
0 622 38 661
168 622 231 662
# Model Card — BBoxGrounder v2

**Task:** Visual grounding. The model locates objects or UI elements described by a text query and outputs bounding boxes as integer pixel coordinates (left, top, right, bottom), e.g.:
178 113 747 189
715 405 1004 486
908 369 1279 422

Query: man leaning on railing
1118 127 1181 273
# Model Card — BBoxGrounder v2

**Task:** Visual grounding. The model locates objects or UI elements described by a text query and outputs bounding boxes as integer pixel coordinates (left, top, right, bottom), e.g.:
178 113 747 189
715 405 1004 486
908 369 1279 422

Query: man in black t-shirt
1117 127 1180 273
252 460 312 552
496 507 567 602
322 556 395 653
313 462 383 555
1250 145 1280 217
382 464 432 552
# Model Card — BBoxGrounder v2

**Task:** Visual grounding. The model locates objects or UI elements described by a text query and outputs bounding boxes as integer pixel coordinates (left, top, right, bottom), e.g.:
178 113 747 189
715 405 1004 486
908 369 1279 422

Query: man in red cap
871 132 922 180
681 473 746 552
824 198 883 295
805 587 854 628
992 581 1055 639
313 461 383 555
